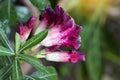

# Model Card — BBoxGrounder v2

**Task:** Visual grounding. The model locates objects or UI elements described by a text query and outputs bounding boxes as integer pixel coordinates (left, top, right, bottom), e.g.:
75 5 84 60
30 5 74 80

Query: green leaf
0 28 14 52
19 54 47 72
0 56 13 66
0 0 17 26
30 0 50 12
18 30 48 53
19 54 58 80
104 50 120 66
12 58 24 80
86 26 102 80
24 75 37 80
15 33 21 53
25 67 58 80
0 46 14 56
0 64 12 80
31 67 58 80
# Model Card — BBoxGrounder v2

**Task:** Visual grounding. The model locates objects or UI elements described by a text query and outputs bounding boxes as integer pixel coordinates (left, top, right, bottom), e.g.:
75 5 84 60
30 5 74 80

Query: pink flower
18 16 36 41
34 5 85 63
44 50 85 63
36 5 82 49
17 5 85 63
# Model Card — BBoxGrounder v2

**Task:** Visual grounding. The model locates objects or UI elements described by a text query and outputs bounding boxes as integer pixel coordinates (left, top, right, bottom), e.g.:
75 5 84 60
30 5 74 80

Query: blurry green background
58 0 120 80
0 0 120 80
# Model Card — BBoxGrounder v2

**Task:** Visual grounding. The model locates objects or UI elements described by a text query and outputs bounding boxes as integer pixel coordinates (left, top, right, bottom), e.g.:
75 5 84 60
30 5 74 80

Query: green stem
35 54 46 58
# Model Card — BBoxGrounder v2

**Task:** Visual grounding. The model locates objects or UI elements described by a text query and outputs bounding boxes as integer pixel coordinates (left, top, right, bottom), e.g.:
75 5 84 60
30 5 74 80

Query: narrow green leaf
12 58 23 80
104 50 120 66
15 33 21 53
18 30 48 53
25 75 37 80
0 56 12 66
19 54 47 72
31 67 58 80
86 26 102 80
0 28 14 52
0 46 14 56
19 54 58 80
0 0 17 26
0 64 12 80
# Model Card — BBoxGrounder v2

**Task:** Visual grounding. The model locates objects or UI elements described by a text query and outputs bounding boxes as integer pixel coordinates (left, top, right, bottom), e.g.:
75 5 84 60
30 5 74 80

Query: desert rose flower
18 5 85 63
36 5 82 49
37 50 85 63
18 16 36 41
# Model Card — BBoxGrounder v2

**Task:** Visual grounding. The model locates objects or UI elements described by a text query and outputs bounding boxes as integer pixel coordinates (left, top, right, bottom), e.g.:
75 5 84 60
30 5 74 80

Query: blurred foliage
16 6 31 22
0 0 17 26
30 0 51 13
58 0 120 80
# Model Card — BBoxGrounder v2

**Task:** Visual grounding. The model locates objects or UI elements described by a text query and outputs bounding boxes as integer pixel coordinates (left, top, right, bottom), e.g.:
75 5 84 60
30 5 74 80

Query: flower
18 5 85 63
35 5 85 63
18 16 36 41
40 50 85 63
36 5 82 49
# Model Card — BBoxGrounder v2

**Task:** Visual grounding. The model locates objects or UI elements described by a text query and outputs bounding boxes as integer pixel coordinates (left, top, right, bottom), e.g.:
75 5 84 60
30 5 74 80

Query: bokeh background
0 0 120 80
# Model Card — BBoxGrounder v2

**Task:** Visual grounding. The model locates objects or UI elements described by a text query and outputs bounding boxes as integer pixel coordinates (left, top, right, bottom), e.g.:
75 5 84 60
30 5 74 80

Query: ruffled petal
41 5 56 26
39 6 82 49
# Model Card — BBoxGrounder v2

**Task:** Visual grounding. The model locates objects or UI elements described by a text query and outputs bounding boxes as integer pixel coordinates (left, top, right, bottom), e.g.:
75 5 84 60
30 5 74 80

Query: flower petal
70 50 85 63
41 5 56 26
45 50 85 63
18 16 36 41
26 16 37 29
39 6 82 49
40 24 81 49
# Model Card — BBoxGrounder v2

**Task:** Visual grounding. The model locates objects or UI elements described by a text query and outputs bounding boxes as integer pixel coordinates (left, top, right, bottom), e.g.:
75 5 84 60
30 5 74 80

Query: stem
21 0 40 17
20 0 40 33
36 54 46 58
